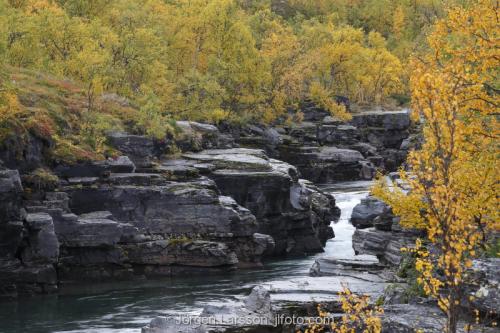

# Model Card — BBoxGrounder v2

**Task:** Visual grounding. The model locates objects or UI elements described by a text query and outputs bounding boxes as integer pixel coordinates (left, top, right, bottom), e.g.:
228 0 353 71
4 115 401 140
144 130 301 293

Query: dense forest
0 0 461 162
0 0 451 126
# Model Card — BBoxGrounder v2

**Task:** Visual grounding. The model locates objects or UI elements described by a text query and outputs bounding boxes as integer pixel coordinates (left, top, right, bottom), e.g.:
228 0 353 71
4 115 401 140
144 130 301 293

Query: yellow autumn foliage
373 1 499 332
0 0 413 128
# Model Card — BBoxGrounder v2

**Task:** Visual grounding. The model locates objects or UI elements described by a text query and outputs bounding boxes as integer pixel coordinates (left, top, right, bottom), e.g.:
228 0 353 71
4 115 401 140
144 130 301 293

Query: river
0 181 375 333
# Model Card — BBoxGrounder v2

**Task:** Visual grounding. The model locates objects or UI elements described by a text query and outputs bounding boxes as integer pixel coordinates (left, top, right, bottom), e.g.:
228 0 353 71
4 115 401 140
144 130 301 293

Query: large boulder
198 286 274 328
350 196 391 229
142 317 207 333
142 286 273 333
107 132 156 168
352 227 417 266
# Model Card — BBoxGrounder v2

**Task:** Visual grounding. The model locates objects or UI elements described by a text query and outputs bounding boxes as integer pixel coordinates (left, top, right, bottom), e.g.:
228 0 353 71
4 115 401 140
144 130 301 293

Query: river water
0 181 374 333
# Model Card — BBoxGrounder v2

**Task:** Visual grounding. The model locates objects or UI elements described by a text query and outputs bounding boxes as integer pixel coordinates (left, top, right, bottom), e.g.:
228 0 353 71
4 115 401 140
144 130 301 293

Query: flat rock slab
183 151 271 171
382 304 499 333
256 274 388 305
310 256 384 276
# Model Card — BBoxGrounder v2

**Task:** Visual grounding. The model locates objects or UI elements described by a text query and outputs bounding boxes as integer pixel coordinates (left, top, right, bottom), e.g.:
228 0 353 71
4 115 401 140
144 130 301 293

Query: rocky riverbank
0 107 412 298
221 106 414 182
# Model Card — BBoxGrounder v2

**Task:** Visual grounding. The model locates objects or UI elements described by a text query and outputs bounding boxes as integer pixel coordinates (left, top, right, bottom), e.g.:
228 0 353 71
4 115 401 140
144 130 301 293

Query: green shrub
23 168 59 191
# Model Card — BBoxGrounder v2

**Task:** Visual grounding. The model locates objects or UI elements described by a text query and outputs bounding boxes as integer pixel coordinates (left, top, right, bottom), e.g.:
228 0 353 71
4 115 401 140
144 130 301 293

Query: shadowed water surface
0 181 372 333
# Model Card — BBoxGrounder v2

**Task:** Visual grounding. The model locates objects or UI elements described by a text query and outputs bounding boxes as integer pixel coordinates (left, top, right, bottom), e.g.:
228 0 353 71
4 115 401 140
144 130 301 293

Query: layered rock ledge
221 109 413 182
0 125 340 297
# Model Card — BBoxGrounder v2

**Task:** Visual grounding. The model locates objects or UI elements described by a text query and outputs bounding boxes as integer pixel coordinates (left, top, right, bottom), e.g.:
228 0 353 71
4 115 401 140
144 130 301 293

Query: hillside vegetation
0 0 454 123
0 0 467 163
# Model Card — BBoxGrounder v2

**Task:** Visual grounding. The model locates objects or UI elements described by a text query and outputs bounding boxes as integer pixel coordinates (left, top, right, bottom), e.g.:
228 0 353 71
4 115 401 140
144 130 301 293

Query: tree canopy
0 0 455 126
373 1 499 331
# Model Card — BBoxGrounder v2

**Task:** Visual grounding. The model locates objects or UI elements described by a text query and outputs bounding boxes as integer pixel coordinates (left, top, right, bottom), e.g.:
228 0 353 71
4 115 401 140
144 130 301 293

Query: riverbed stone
310 256 384 276
350 196 390 229
142 317 207 333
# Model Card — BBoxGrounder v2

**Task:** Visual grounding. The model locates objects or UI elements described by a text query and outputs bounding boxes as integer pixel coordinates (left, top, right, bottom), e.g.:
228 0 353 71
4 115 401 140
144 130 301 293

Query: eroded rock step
1 142 340 296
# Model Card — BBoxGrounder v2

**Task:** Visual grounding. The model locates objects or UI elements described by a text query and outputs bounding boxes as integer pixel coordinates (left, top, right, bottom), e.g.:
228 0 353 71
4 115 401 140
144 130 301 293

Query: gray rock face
350 191 423 266
350 110 411 131
183 149 338 255
1 159 277 288
382 304 498 333
102 156 136 173
65 180 257 237
124 240 238 267
350 196 391 229
107 132 156 168
466 258 499 316
279 146 376 182
58 178 263 274
222 108 412 176
56 217 127 247
22 213 59 264
0 134 48 172
3 137 337 291
317 124 360 145
54 156 136 178
252 233 275 257
0 168 24 266
0 170 62 297
0 168 23 221
352 228 416 266
0 221 23 259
